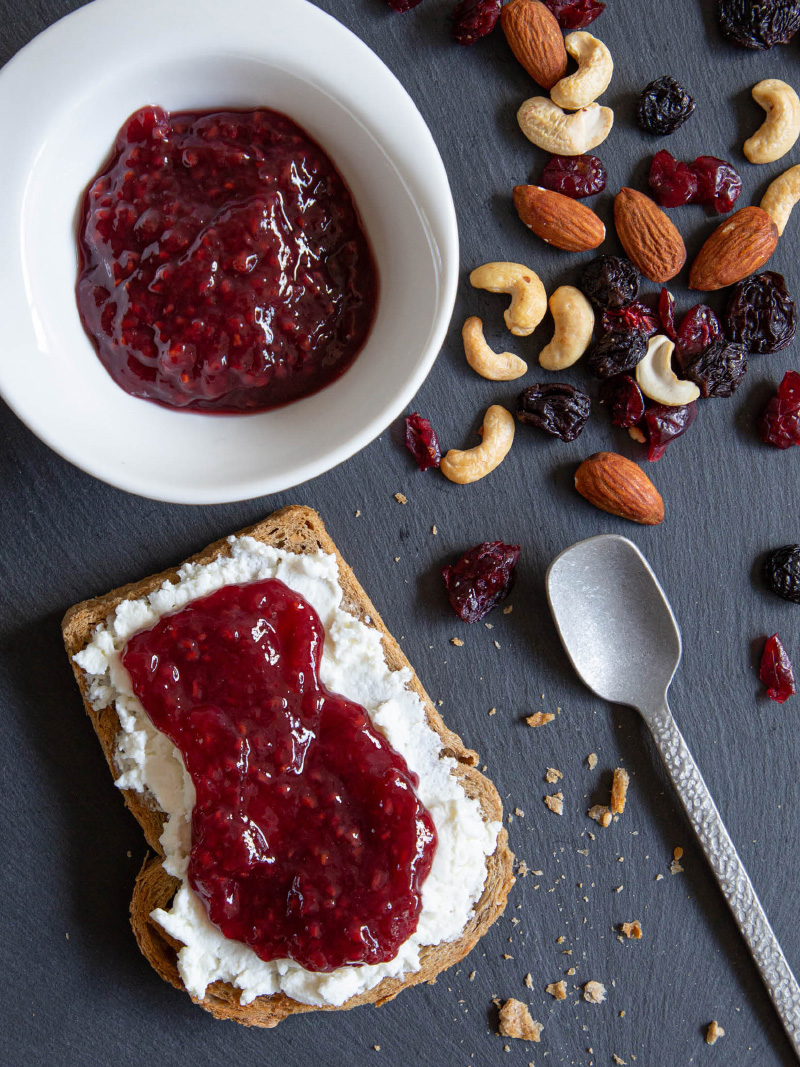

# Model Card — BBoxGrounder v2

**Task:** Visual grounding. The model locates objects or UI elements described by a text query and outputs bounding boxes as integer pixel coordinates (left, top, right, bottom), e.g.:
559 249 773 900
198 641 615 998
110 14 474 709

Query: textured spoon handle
647 700 800 1059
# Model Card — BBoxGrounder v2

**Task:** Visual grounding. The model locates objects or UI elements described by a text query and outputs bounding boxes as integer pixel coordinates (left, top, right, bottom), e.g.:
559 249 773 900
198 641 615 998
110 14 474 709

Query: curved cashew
462 317 528 381
469 261 546 337
636 334 700 407
743 79 800 164
761 163 800 235
517 97 613 156
539 286 594 371
550 32 613 111
440 405 515 484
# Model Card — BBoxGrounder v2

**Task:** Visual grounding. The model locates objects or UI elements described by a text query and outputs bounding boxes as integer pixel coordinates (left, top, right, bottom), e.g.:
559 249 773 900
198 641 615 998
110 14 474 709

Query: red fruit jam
77 106 378 413
122 578 436 972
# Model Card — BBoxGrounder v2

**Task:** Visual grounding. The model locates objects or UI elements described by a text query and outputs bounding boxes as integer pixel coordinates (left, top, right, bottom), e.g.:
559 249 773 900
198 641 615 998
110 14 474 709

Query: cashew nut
517 97 613 156
462 317 528 381
636 334 700 407
539 286 594 371
550 32 613 111
440 405 515 484
743 79 800 164
469 261 547 337
761 163 800 235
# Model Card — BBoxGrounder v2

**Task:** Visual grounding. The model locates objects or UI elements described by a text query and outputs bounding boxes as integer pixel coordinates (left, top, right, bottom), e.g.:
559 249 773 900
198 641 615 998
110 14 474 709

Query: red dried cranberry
540 154 607 199
387 0 424 9
691 156 742 213
648 150 698 208
601 301 659 336
760 634 796 703
442 541 521 623
675 304 722 360
544 0 605 27
759 370 800 448
641 401 697 461
599 375 646 428
658 288 677 340
451 0 501 43
679 339 748 398
405 412 442 470
517 383 591 440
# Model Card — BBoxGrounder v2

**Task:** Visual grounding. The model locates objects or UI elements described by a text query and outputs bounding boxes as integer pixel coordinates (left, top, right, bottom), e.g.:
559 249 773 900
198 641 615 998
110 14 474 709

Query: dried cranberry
586 330 649 380
517 383 591 441
760 634 796 703
691 156 742 213
442 541 521 623
544 0 605 28
405 412 442 470
636 77 696 135
759 370 800 448
719 0 800 49
764 544 800 603
679 339 748 398
540 154 607 199
599 375 646 428
725 272 797 354
386 0 424 9
675 304 722 360
451 0 501 43
580 256 640 310
601 301 659 337
648 150 698 208
641 401 697 461
658 288 677 340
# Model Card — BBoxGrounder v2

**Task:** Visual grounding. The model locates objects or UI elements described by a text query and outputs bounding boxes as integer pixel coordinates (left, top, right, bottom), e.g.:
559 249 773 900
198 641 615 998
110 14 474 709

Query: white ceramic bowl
0 0 457 503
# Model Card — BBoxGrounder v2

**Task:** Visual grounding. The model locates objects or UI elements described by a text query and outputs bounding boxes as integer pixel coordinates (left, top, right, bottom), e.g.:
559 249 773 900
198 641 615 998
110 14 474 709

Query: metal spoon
546 534 800 1060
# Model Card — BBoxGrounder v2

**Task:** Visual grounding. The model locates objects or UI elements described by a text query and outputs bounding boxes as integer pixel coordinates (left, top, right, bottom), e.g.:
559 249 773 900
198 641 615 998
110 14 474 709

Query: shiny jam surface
122 578 436 972
77 106 378 413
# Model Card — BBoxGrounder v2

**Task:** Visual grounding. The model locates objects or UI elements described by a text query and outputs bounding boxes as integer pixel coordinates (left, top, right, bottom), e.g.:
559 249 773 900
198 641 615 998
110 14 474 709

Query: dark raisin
725 272 797 354
580 256 640 310
451 0 502 43
764 544 800 603
679 338 748 398
691 156 742 213
599 375 646 428
658 288 677 340
601 301 659 336
675 304 722 360
636 77 696 135
718 0 800 48
386 0 424 10
759 370 800 448
759 634 796 703
517 383 591 441
442 541 521 623
405 412 442 470
540 154 607 198
641 401 697 461
544 0 605 27
648 150 698 208
586 330 649 379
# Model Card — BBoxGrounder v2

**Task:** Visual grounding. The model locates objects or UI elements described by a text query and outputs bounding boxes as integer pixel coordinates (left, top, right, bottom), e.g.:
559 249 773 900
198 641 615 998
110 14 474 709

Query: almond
689 206 779 290
575 452 664 526
513 185 605 252
613 188 686 283
501 0 567 91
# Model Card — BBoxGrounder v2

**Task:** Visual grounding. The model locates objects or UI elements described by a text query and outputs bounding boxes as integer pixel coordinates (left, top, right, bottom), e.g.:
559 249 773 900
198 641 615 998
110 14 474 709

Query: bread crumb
545 767 563 783
611 768 630 814
566 967 576 975
629 426 646 444
706 1020 725 1045
503 604 513 614
556 935 566 944
373 1045 381 1052
494 640 501 650
546 981 567 1000
587 753 598 769
394 557 400 563
65 933 70 940
612 1056 627 1065
517 860 529 876
588 804 612 828
620 921 642 940
526 712 555 728
524 973 533 989
670 846 684 875
489 707 497 716
514 807 525 817
450 637 464 647
354 510 361 517
583 981 606 1004
503 954 514 960
655 873 664 881
498 1000 543 1042
544 792 564 815
469 971 476 981
432 525 437 535
394 492 407 504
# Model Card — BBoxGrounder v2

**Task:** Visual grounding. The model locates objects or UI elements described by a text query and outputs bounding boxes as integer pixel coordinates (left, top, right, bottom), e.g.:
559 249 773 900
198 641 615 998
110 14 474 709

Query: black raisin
636 77 696 135
764 544 800 603
725 272 797 354
718 0 800 48
679 338 748 398
517 383 591 441
586 329 649 379
580 256 640 310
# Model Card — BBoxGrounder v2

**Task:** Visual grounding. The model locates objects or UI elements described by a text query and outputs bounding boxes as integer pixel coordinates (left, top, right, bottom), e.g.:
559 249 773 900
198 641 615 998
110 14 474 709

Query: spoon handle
647 699 800 1060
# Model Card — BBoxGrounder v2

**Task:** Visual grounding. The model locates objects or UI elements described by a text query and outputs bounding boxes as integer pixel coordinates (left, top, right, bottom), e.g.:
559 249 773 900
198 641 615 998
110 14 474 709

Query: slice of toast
62 505 514 1027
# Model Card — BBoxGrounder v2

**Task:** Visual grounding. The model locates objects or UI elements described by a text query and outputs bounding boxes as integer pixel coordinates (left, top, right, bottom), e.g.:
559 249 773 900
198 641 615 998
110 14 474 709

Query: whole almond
689 206 779 290
614 188 686 283
575 452 665 526
513 185 605 252
501 0 567 90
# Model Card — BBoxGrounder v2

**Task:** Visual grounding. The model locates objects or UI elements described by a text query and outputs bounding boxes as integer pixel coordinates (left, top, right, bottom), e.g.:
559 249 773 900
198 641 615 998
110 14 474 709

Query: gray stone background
2 0 800 1064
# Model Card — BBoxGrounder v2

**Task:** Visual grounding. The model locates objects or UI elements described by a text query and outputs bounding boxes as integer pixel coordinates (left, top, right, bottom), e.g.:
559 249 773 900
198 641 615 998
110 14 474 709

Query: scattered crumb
524 973 533 989
546 981 567 1001
670 846 684 875
612 1056 627 1065
450 637 464 647
489 707 497 716
65 933 70 940
503 954 514 961
514 807 525 817
517 861 529 877
373 1045 381 1052
611 768 630 815
432 525 437 535
498 1000 543 1042
629 426 646 444
354 510 361 517
394 492 407 504
587 753 598 770
469 971 476 981
503 605 513 614
126 850 132 858
583 981 607 1004
394 557 400 563
620 921 642 940
544 792 564 815
566 967 576 976
526 712 555 728
545 768 563 784
655 873 664 882
614 885 624 893
556 936 566 944
494 640 501 650
588 804 612 828
619 1010 625 1017
706 1020 725 1045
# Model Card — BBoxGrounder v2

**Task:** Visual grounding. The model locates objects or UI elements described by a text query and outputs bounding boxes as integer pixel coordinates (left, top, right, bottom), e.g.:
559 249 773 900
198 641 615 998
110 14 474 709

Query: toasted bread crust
62 506 514 1027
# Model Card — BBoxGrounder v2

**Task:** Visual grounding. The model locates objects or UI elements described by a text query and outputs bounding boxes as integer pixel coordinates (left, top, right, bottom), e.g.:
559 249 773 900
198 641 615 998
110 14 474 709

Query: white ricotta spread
74 536 500 1008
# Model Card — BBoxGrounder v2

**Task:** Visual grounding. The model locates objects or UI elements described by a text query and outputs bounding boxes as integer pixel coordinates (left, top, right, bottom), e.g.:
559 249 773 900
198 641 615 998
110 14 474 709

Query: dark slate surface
2 0 800 1063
